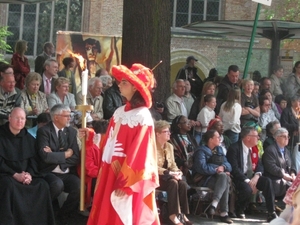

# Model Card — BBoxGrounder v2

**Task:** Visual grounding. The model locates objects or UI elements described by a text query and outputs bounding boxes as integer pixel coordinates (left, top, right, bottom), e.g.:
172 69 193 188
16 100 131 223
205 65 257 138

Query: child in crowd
194 94 216 144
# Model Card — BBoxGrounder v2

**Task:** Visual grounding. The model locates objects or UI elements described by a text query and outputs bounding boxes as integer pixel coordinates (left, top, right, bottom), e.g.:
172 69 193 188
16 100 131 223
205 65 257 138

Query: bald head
9 107 26 134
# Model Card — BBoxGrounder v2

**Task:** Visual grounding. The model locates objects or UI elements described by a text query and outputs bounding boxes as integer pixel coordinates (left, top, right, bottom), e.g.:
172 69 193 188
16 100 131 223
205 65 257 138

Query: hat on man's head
186 56 198 63
112 63 154 108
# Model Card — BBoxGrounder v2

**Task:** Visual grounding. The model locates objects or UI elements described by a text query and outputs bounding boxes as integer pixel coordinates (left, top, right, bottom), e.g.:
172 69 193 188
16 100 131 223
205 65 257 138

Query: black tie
58 130 66 150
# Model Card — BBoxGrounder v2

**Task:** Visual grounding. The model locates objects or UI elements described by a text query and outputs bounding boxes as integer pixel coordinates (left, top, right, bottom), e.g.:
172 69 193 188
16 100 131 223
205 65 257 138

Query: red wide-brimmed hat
112 63 154 108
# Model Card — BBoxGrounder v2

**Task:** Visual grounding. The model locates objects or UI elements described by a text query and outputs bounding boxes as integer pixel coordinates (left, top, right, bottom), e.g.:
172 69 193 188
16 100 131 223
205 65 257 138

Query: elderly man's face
174 81 186 97
275 132 289 148
1 69 15 93
45 62 58 77
89 80 103 98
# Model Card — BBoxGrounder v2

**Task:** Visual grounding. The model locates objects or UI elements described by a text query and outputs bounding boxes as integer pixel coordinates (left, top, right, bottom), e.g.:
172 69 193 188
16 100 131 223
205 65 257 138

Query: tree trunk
122 0 171 102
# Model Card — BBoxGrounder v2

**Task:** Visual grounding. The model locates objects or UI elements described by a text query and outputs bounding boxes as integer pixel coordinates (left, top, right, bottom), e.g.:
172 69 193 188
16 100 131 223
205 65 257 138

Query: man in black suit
226 127 277 222
35 42 55 75
39 59 58 95
37 103 80 222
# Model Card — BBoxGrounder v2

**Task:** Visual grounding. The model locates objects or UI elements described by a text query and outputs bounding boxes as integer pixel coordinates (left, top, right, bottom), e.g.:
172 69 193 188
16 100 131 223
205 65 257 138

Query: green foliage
264 1 300 22
0 26 12 62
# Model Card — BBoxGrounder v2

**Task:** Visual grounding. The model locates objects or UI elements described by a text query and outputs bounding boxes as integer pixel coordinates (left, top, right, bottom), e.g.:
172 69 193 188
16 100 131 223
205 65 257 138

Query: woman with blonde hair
155 120 192 225
47 77 76 110
21 72 48 116
11 40 30 90
219 87 242 143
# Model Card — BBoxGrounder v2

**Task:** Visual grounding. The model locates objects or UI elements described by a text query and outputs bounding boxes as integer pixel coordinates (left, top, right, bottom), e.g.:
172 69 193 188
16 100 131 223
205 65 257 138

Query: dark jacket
192 145 232 176
176 65 203 97
216 75 238 114
226 140 263 183
262 143 295 180
280 107 299 148
34 52 51 75
103 82 123 119
36 122 80 174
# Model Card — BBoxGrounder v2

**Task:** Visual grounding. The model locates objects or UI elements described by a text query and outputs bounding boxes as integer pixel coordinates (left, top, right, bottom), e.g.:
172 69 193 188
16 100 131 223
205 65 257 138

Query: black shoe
220 215 233 224
228 212 237 218
236 209 246 219
207 205 216 216
267 212 278 222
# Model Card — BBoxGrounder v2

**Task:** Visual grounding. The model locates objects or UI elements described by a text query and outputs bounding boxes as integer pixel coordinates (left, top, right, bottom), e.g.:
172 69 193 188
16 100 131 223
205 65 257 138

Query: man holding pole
36 103 80 224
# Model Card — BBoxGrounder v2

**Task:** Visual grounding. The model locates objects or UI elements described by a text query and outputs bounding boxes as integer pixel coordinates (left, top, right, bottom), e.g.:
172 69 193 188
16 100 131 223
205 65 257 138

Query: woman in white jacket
219 87 242 144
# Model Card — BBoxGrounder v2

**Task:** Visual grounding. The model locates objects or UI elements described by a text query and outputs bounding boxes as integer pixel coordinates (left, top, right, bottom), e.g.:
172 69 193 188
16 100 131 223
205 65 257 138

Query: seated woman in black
192 129 233 224
170 115 198 177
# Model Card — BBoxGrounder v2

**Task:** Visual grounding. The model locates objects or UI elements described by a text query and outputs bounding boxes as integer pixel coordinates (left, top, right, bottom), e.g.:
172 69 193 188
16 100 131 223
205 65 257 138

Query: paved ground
68 205 276 225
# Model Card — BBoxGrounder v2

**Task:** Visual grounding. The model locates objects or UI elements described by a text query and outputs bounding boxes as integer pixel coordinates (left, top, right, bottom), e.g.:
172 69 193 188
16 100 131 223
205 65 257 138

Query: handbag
208 151 224 166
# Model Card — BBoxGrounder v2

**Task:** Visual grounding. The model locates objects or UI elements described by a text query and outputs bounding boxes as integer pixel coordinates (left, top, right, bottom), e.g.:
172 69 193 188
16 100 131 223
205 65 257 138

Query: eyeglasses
56 114 71 118
278 135 290 139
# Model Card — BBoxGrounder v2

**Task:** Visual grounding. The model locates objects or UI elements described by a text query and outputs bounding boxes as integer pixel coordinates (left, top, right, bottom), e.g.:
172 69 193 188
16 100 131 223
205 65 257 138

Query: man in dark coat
102 81 124 119
176 56 203 98
36 103 80 223
262 127 296 197
0 107 55 225
226 126 278 222
35 42 55 75
215 65 239 114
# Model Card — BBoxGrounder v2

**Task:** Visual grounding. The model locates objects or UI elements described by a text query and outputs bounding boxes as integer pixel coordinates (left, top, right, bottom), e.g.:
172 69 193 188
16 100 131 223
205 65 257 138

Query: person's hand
283 173 293 182
91 113 99 120
13 172 26 183
115 189 126 197
225 172 230 176
189 120 197 127
248 174 259 194
43 146 52 153
31 107 38 115
291 173 296 181
65 148 73 158
23 172 32 185
78 128 89 139
216 166 225 173
156 107 164 114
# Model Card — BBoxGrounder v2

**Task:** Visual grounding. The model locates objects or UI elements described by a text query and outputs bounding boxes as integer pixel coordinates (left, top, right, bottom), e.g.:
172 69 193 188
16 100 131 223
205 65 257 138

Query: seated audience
192 129 233 224
258 96 278 142
207 118 231 154
240 79 260 127
183 80 196 117
21 72 49 116
194 94 216 144
280 95 300 150
259 77 272 92
260 89 281 120
0 108 55 224
269 65 284 99
0 64 22 124
47 77 76 110
77 77 104 121
170 115 198 176
263 121 281 150
219 87 242 144
58 57 77 97
102 80 123 119
155 120 192 225
227 126 278 222
98 74 113 93
36 104 80 224
39 59 58 95
262 127 296 198
27 112 51 138
189 81 216 120
166 79 189 122
274 94 287 115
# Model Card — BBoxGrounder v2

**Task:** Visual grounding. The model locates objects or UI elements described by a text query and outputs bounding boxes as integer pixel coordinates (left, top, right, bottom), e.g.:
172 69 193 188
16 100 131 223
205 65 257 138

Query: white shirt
196 105 215 133
219 101 242 133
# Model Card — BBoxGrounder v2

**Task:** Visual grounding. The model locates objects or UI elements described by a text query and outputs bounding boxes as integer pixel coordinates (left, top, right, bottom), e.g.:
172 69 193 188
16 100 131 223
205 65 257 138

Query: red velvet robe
87 104 160 225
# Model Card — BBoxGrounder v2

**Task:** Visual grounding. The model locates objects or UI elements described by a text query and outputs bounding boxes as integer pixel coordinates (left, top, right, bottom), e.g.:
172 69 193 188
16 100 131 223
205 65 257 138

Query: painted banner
56 31 122 88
